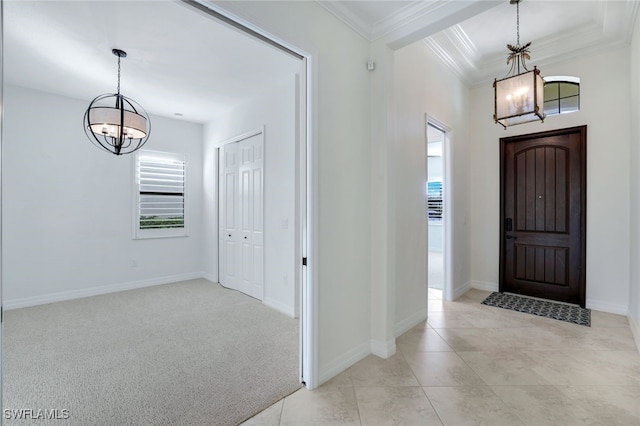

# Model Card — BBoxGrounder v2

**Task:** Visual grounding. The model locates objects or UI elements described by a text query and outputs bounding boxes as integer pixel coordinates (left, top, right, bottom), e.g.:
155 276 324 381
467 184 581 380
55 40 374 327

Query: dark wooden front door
500 126 587 307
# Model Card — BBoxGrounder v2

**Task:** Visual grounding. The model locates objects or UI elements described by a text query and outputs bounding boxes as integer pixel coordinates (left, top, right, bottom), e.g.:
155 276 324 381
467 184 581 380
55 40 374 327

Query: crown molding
314 0 371 40
371 0 448 41
426 0 639 88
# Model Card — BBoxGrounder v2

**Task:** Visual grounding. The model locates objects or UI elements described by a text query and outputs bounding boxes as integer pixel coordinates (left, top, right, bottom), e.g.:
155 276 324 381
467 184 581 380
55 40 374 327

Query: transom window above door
544 76 580 117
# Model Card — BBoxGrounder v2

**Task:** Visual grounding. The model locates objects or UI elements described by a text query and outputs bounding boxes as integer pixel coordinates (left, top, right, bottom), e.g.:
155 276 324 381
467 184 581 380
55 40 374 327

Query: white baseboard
201 272 218 283
630 316 640 353
471 280 499 292
452 280 472 300
395 309 427 337
318 340 370 386
3 272 203 310
586 299 629 316
370 339 396 359
263 297 295 318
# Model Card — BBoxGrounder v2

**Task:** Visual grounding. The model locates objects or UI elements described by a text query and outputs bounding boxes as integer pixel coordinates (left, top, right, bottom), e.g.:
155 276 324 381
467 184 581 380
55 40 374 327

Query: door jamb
426 116 452 302
187 1 317 388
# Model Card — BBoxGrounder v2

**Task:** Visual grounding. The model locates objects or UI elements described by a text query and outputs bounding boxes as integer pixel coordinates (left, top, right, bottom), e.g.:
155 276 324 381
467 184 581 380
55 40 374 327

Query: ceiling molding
426 0 639 88
423 38 471 87
370 1 448 41
314 0 371 40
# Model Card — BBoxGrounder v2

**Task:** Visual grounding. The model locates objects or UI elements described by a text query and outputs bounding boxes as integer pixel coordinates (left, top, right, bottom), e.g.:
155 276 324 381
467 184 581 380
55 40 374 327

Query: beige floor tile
397 327 453 354
403 351 484 387
349 354 419 387
590 310 631 328
491 385 599 426
528 350 640 386
555 385 640 425
355 386 442 425
433 327 533 351
427 311 476 329
241 399 283 426
464 308 537 329
247 287 640 425
456 289 491 302
578 327 639 351
280 387 360 426
424 385 523 426
321 369 354 389
457 350 551 385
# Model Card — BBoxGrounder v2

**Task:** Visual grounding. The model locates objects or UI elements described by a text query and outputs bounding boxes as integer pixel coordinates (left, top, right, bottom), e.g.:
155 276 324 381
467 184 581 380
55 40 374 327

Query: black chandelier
83 49 151 155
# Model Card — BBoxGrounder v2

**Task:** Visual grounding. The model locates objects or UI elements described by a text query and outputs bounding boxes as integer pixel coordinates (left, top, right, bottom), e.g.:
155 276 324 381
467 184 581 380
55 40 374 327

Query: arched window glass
544 76 580 116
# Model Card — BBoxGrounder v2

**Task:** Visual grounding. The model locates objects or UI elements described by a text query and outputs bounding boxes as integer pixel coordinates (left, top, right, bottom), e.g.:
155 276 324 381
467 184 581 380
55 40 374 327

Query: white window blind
135 151 187 238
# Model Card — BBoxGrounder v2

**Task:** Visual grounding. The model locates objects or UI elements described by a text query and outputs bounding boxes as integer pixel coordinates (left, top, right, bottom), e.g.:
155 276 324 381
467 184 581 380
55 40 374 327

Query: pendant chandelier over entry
83 49 151 155
493 0 545 129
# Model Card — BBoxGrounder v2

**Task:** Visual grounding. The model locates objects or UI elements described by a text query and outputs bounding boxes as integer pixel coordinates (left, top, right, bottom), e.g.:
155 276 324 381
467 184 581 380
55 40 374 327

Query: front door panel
500 126 586 307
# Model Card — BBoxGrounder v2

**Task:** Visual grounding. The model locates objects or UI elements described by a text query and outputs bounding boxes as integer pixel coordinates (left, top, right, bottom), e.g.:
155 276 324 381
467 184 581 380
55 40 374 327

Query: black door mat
481 292 591 327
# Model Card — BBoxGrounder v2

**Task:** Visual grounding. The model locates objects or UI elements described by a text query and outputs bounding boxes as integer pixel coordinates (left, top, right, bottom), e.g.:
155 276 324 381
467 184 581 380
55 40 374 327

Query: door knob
506 235 517 240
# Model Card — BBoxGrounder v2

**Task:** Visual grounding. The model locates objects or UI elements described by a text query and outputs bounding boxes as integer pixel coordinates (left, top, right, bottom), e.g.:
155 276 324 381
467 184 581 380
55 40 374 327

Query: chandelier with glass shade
83 49 151 155
493 0 544 129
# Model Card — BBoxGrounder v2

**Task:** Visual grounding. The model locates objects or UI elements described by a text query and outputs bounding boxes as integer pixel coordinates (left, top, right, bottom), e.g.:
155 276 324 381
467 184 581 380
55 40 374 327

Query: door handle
505 235 517 240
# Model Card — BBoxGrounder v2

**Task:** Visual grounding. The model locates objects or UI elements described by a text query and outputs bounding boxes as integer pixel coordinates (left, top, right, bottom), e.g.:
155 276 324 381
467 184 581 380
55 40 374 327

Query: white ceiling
318 0 639 86
4 0 301 124
5 0 639 121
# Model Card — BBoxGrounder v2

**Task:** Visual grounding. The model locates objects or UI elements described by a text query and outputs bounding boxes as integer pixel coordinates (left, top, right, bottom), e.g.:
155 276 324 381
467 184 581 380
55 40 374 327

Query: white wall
202 76 298 317
629 17 640 349
211 1 373 384
393 40 472 328
2 85 203 308
469 46 632 315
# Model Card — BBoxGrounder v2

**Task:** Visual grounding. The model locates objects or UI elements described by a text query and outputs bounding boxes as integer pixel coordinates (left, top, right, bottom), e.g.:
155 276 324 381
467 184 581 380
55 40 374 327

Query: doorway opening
426 121 449 302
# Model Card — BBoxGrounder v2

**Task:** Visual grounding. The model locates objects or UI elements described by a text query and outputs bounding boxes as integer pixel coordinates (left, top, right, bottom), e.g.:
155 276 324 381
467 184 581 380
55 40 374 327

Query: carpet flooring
481 291 591 326
2 279 300 425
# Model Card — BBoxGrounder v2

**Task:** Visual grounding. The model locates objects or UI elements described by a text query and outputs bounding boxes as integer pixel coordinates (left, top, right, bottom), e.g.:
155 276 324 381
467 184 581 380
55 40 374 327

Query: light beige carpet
2 279 300 425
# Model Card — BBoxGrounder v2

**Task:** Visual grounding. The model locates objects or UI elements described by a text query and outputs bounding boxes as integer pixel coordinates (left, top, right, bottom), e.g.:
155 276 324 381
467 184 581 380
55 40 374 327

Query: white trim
544 75 580 84
629 316 640 353
452 280 473 300
426 116 453 302
194 0 308 59
264 297 295 318
394 309 427 337
313 0 371 40
370 339 396 359
201 272 218 283
133 150 189 240
4 272 203 310
586 299 629 316
217 127 264 147
471 280 499 292
318 340 370 385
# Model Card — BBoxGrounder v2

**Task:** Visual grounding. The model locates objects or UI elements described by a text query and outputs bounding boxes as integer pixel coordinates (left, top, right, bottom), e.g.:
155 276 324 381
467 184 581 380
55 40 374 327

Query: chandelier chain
516 0 520 46
117 55 121 95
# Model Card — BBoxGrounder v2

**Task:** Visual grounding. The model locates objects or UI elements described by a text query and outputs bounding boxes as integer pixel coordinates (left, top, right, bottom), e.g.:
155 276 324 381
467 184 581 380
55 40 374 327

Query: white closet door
238 134 264 300
221 142 240 292
220 133 264 300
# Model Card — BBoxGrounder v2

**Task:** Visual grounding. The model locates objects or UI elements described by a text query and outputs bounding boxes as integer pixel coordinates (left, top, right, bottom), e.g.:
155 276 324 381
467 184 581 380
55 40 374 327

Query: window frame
543 75 580 117
133 150 189 239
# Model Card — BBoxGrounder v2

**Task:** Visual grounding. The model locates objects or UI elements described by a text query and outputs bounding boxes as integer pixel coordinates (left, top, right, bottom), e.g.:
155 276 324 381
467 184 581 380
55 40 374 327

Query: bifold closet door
221 134 264 300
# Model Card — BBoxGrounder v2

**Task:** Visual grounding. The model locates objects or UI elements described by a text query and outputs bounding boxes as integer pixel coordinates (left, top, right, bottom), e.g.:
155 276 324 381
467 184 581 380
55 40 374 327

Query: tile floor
243 289 640 425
